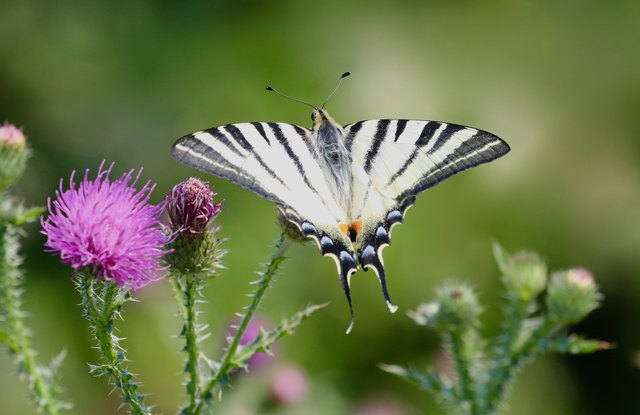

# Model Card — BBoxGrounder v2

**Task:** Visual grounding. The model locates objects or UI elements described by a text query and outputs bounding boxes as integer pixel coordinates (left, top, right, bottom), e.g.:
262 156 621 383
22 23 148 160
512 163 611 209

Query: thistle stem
78 275 151 415
169 274 202 415
194 233 290 414
0 222 62 414
449 330 481 415
484 317 556 413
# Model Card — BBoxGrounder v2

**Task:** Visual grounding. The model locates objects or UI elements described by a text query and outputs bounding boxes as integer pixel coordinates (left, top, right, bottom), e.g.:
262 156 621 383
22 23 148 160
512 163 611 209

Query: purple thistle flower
165 177 222 234
41 162 169 289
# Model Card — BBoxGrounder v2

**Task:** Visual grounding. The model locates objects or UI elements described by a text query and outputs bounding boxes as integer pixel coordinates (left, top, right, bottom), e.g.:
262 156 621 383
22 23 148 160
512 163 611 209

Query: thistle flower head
164 178 224 275
165 177 221 234
41 162 169 289
0 121 29 190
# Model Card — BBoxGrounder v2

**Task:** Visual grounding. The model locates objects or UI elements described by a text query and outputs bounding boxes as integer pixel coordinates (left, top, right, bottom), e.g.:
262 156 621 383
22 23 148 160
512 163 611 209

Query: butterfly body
172 106 510 332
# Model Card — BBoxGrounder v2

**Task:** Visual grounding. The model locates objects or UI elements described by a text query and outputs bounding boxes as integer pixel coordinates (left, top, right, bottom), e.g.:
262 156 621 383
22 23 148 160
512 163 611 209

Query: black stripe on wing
172 128 281 203
172 122 314 205
357 196 416 313
397 125 510 200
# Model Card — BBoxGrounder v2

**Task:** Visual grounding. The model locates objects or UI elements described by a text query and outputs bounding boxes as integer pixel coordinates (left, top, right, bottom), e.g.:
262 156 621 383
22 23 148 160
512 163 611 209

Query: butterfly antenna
265 85 317 110
321 71 351 109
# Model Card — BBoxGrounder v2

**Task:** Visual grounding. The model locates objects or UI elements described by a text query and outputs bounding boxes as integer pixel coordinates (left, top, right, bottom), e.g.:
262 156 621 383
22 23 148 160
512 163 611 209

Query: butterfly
171 73 510 332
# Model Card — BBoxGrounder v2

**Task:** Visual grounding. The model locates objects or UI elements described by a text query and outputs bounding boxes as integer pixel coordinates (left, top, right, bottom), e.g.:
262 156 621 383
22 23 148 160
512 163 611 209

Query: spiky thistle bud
409 281 481 332
494 243 548 302
164 177 224 275
0 122 29 191
546 268 600 325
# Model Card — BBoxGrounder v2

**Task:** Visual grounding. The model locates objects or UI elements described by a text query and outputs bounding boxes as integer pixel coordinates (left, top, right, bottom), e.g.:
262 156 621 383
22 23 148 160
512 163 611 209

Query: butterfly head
311 108 340 131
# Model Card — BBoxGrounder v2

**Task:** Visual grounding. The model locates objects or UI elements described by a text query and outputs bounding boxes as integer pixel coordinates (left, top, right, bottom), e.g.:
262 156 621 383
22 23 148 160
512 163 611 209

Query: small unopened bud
164 178 224 274
494 243 547 301
503 252 547 301
0 122 29 190
412 281 481 332
546 268 600 325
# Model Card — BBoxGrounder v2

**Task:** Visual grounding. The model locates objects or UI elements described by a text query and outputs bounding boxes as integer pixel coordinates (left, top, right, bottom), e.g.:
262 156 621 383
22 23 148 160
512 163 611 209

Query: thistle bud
495 244 547 301
409 281 481 332
546 268 600 325
164 178 224 275
0 122 29 190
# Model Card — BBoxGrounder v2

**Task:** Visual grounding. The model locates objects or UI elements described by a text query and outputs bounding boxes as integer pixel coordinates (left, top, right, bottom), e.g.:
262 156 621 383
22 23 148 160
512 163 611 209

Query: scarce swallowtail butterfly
171 73 510 332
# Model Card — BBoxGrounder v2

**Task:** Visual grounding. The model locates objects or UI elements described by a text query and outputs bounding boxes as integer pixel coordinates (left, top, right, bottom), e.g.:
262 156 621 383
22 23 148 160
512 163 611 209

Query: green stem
78 276 151 415
485 317 556 413
169 274 201 415
449 330 480 415
194 233 290 414
0 222 62 414
485 297 529 412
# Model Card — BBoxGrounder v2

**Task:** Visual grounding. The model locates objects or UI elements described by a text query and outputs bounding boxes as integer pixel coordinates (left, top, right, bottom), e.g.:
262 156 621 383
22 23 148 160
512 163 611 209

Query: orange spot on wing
351 219 363 236
339 223 349 236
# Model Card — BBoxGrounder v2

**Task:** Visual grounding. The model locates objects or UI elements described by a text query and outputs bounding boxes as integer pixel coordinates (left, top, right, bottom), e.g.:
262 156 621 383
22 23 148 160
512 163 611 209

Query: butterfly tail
360 244 398 313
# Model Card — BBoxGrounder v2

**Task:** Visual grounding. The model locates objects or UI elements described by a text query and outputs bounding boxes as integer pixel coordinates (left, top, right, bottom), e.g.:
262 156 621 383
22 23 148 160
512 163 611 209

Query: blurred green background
2 0 639 413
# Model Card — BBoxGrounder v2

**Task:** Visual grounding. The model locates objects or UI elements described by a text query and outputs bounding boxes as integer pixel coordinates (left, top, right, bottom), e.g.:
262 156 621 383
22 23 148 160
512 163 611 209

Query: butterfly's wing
345 119 510 308
172 122 359 309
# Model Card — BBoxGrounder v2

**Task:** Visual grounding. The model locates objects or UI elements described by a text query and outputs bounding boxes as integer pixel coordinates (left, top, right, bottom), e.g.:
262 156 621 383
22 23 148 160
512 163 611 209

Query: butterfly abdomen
314 115 353 212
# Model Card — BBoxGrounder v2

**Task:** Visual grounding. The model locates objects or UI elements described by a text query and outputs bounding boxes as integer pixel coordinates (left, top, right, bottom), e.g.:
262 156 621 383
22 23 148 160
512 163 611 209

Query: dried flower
546 268 600 325
41 162 169 289
0 122 29 190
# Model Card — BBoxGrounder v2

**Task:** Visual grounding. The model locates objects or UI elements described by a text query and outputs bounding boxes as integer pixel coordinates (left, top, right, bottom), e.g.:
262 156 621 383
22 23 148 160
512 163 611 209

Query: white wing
172 121 359 301
344 119 510 311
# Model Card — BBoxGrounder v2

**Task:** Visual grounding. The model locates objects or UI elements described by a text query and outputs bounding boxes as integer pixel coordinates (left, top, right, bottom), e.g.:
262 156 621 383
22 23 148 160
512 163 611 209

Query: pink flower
0 122 26 147
269 365 309 405
165 177 222 234
41 162 169 289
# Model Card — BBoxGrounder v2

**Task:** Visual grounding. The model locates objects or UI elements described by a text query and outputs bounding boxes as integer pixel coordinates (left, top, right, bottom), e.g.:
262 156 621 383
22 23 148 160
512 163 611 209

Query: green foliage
170 233 325 415
0 188 67 414
76 275 151 415
383 243 609 415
